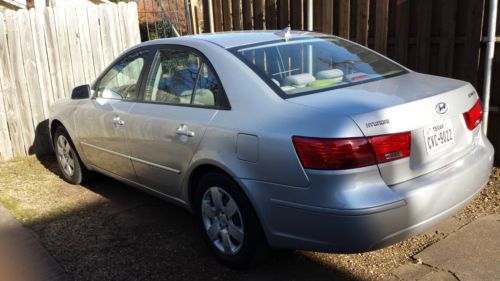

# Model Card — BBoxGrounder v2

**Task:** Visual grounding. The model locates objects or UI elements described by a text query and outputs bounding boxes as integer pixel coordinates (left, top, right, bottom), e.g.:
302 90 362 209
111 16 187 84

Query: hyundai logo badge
436 102 448 114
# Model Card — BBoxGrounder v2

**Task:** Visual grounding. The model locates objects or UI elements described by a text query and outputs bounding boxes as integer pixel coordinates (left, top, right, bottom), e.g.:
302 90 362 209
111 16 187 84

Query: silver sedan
49 30 494 268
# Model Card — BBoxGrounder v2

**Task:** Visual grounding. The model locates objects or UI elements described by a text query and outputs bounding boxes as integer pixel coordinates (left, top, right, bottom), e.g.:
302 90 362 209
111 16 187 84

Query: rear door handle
112 116 125 126
175 124 195 137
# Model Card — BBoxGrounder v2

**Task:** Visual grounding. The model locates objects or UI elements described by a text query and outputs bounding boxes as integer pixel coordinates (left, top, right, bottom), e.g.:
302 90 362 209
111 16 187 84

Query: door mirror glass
71 84 91 99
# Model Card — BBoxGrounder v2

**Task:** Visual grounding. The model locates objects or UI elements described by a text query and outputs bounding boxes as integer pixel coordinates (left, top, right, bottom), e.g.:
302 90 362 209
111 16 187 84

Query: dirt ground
0 156 498 281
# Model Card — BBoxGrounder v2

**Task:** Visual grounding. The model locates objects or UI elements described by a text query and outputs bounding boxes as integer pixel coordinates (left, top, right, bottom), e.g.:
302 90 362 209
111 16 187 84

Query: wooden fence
200 0 500 161
201 0 485 86
0 2 141 161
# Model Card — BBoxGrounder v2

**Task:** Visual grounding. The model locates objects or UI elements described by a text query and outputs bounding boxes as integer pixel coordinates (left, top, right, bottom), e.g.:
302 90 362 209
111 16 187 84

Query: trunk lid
288 72 481 185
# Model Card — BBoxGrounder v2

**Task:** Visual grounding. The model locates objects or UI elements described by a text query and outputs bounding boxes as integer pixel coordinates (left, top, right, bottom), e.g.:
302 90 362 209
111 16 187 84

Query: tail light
292 132 411 170
463 100 482 130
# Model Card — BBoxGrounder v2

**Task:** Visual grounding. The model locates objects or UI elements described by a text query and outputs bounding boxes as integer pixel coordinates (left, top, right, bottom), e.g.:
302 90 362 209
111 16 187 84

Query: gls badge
435 102 448 114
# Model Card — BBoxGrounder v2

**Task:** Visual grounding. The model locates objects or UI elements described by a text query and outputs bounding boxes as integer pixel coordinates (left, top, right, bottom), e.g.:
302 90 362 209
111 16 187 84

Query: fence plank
213 0 224 31
232 0 242 30
114 2 127 52
254 0 265 29
118 2 136 50
461 0 485 86
29 9 52 154
108 4 122 58
290 0 302 30
87 4 105 75
374 0 389 54
202 0 210 32
242 0 252 29
5 11 34 155
118 2 133 48
127 2 141 44
189 1 199 34
322 0 333 34
415 0 432 72
99 4 115 66
18 9 46 155
0 15 13 161
338 0 350 38
30 9 52 114
356 0 370 46
43 7 65 102
222 0 232 31
0 83 13 161
266 0 278 29
438 0 456 76
76 5 95 84
0 34 24 158
65 6 85 88
278 0 289 28
394 0 409 65
54 7 75 97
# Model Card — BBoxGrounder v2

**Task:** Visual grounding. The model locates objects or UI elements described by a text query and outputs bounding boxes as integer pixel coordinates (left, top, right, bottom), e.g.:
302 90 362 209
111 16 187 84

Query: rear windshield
230 36 407 98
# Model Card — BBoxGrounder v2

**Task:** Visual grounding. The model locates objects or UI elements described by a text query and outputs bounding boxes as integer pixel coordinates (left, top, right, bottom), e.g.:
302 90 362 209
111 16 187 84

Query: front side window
231 36 407 98
97 50 148 101
143 48 222 107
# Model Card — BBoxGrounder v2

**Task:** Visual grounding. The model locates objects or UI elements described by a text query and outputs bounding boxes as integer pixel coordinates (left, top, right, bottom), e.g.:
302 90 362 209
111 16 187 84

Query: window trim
136 44 231 110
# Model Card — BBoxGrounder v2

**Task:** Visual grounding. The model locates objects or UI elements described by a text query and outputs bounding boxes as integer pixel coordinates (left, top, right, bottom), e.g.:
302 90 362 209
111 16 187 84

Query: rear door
126 45 227 198
76 49 151 180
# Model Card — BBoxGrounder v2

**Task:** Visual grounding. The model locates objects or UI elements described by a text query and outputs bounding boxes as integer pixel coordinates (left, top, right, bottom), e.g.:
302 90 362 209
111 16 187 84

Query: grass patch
0 156 101 225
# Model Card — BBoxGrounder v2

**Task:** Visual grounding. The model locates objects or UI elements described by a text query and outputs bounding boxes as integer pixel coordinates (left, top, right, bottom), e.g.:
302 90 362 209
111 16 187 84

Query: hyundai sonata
49 30 494 268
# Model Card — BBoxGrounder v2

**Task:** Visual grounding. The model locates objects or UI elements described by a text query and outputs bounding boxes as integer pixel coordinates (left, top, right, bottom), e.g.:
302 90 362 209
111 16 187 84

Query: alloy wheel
56 135 75 177
201 186 245 255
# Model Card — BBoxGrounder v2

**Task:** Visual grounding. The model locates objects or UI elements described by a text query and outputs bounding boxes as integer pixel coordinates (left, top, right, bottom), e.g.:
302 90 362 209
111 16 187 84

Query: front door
126 46 227 198
76 49 150 180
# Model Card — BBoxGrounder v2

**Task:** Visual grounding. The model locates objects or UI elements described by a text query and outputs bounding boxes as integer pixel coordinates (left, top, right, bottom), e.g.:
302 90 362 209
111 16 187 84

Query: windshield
230 36 407 98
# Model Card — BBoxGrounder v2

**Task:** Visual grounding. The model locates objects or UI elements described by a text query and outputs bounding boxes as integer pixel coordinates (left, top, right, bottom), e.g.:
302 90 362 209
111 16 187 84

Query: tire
194 171 269 268
53 126 90 185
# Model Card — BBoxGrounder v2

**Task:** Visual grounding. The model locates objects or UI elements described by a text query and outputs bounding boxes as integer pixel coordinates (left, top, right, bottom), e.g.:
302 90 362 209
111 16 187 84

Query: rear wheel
54 126 90 185
195 171 269 268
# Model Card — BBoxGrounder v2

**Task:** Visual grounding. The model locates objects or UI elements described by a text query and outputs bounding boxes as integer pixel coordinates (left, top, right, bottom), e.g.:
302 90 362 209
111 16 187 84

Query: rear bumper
239 133 494 252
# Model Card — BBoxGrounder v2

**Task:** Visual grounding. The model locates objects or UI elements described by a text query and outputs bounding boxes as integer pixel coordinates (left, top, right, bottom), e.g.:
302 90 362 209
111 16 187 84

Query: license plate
424 119 455 155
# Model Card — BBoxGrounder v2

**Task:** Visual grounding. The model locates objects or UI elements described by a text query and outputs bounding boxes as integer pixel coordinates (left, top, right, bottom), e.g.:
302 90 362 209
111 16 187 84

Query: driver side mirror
71 84 91 99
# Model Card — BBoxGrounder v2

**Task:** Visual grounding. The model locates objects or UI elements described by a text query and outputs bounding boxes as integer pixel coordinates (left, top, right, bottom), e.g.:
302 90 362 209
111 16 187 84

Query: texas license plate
424 119 455 155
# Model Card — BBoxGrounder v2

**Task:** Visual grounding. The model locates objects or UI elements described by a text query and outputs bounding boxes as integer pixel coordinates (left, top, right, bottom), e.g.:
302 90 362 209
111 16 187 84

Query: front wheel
195 172 269 268
54 127 90 185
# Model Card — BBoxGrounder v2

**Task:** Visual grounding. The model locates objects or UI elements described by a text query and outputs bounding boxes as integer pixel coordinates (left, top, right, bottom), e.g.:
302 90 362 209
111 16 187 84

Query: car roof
140 30 327 49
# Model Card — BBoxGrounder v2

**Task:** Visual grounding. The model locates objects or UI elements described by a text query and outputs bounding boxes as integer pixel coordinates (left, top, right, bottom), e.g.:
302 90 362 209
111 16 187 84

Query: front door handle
112 116 125 126
175 124 195 137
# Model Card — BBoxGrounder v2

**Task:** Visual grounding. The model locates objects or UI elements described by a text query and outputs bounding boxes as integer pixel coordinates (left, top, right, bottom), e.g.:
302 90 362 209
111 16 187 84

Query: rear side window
231 36 407 98
143 48 223 107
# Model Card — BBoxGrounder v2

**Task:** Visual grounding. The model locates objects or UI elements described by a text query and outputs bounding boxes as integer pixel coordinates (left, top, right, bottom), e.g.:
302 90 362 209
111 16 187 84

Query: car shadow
34 155 360 281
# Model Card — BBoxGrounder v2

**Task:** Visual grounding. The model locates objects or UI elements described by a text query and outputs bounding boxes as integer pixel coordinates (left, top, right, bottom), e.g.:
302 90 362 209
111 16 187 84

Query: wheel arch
49 119 64 143
184 160 271 246
50 118 90 170
185 161 239 210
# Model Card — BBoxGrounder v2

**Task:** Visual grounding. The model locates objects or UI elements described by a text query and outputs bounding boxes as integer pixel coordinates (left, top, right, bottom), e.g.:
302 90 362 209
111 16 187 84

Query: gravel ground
0 156 498 281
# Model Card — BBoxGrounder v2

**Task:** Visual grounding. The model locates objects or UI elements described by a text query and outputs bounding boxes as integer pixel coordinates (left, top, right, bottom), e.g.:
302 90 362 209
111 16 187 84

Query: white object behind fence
0 2 141 161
